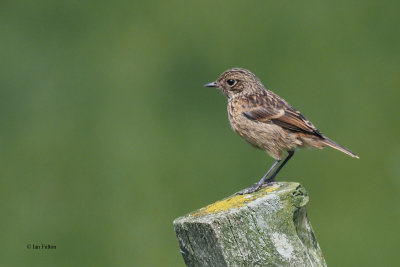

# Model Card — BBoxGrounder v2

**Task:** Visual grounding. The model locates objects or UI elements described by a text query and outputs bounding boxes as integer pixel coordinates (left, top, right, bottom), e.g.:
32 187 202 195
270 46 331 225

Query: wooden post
173 182 327 266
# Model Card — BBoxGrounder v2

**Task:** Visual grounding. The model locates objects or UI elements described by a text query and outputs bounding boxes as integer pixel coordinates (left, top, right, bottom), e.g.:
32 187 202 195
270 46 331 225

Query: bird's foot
236 179 277 195
236 183 261 195
263 178 276 185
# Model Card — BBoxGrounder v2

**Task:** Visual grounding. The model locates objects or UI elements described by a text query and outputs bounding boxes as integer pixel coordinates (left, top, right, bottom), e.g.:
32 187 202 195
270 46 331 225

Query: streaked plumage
205 68 359 194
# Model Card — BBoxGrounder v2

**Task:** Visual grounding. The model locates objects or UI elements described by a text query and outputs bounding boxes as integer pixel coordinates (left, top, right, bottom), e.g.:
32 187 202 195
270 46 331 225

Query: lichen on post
173 182 327 267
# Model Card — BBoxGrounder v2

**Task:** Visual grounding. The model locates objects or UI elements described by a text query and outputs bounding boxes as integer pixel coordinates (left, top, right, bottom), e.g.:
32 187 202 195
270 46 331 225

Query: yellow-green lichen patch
191 185 280 217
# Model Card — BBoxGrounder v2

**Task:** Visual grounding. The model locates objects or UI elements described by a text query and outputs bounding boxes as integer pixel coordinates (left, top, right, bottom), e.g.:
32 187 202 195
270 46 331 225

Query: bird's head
204 68 263 99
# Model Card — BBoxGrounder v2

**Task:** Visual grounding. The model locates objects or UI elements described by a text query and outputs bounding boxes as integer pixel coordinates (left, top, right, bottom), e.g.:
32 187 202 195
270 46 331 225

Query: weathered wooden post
173 182 327 266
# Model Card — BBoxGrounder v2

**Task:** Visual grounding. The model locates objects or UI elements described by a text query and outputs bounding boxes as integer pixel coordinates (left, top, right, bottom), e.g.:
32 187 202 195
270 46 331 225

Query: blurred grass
0 0 399 266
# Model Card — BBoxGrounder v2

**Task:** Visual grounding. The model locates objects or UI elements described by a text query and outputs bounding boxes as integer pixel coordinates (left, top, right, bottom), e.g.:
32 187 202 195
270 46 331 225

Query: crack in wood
226 217 244 258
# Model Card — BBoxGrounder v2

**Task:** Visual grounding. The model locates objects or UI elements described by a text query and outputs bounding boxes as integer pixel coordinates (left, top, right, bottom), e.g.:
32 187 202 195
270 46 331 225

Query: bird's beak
204 81 217 88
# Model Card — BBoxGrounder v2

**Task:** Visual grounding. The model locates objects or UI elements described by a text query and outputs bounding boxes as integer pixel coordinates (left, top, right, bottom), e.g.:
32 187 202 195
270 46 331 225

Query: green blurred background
1 0 399 266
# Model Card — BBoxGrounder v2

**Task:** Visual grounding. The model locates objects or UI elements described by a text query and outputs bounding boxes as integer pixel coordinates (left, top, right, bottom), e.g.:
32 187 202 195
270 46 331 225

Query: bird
204 68 359 194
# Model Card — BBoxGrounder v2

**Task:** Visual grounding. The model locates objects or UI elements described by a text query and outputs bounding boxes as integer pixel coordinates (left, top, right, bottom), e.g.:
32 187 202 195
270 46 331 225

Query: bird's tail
321 137 359 159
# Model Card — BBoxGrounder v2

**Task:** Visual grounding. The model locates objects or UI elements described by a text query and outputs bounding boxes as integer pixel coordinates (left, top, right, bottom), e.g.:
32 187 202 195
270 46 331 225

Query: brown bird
205 68 359 194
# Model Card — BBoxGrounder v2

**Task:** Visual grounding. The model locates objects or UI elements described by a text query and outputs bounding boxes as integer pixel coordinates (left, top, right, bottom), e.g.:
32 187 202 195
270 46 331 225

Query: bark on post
173 182 327 266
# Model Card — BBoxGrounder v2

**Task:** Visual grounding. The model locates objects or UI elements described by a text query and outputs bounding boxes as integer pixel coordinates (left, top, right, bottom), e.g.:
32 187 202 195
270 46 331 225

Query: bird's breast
227 101 301 159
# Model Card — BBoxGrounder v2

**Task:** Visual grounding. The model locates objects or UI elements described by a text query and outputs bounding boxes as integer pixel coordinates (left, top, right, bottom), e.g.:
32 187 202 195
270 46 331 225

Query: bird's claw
235 180 277 195
236 183 262 195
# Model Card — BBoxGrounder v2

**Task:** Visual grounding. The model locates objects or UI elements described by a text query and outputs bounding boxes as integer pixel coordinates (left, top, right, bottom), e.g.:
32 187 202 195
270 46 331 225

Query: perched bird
204 68 359 194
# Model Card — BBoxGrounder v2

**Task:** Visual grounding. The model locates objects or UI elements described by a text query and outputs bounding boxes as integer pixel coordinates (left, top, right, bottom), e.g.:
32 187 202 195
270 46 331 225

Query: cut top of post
173 182 327 267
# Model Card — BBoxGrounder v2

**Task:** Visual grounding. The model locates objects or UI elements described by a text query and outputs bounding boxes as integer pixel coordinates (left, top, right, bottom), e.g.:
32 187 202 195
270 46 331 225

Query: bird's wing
242 96 323 137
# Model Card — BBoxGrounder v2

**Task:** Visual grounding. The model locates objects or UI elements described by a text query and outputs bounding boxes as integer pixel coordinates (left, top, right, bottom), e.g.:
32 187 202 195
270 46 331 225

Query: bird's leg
264 151 295 184
256 159 281 186
237 159 280 195
237 151 295 195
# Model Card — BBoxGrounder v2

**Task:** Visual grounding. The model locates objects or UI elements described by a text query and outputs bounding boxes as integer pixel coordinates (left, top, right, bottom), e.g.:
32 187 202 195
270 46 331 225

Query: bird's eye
227 79 236 86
